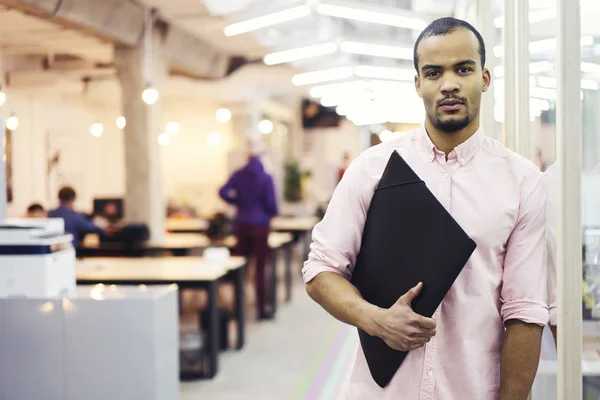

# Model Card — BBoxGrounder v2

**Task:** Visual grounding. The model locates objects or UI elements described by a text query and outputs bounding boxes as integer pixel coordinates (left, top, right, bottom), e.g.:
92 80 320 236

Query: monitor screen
302 98 342 129
93 198 124 219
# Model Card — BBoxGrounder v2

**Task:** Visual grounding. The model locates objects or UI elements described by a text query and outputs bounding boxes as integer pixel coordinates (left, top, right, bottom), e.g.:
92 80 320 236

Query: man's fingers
409 336 432 344
415 315 437 330
396 282 423 306
408 328 436 339
409 342 426 351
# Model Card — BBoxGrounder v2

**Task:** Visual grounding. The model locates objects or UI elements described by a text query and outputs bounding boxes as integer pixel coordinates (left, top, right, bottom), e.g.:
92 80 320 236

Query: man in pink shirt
303 17 548 400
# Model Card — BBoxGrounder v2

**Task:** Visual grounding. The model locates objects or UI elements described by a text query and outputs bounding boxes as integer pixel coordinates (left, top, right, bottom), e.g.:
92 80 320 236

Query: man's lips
438 99 464 111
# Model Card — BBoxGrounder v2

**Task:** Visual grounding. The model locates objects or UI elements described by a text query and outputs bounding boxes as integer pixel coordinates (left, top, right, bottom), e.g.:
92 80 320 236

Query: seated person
26 203 46 218
93 201 123 231
48 186 105 247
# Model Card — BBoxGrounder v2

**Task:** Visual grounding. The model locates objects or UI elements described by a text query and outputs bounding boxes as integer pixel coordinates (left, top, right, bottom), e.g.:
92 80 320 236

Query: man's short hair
413 17 486 73
58 186 76 203
27 203 44 213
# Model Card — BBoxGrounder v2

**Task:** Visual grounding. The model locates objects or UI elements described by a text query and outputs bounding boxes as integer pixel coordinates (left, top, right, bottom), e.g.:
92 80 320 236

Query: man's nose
440 76 460 95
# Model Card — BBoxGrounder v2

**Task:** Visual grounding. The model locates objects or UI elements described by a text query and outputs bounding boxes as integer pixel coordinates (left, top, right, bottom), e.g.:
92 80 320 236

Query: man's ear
482 67 491 93
415 74 422 98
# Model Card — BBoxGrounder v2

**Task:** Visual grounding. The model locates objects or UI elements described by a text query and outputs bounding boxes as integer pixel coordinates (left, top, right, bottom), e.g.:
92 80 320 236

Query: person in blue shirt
48 186 105 247
219 146 278 320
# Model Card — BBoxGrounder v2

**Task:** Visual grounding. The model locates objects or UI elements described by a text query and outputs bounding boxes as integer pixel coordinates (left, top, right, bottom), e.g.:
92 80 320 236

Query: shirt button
427 370 433 377
460 158 465 163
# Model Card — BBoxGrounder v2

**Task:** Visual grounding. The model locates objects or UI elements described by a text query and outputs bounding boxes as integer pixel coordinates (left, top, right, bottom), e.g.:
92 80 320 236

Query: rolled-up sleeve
501 172 549 326
544 166 558 326
302 157 373 283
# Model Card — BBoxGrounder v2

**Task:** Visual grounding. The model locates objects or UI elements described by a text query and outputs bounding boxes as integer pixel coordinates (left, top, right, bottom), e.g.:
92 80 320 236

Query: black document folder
351 150 477 388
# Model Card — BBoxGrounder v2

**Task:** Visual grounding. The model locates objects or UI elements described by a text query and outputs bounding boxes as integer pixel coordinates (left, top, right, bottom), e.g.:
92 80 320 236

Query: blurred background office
0 0 595 399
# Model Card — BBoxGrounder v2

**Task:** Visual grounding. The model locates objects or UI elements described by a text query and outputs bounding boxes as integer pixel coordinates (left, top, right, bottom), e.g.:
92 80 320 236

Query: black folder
351 150 477 388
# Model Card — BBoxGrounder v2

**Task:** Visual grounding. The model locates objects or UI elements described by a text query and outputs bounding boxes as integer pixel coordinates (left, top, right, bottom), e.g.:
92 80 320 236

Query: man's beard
433 114 472 133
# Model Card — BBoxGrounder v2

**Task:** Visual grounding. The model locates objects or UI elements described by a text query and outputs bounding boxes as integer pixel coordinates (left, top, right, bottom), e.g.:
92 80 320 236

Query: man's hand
374 282 437 351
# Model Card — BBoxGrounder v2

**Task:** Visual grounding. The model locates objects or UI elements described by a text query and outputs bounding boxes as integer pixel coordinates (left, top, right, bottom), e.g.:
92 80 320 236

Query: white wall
300 120 362 205
4 91 125 217
4 90 237 219
162 100 234 217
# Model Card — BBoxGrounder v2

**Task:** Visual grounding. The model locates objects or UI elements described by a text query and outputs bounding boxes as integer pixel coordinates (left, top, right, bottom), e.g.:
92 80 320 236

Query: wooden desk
271 216 319 233
166 216 318 234
79 232 295 312
76 256 247 380
80 232 292 256
166 218 209 233
78 233 209 257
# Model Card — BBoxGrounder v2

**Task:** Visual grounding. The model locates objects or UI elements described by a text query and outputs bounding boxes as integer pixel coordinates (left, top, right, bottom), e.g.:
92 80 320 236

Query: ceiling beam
163 24 230 79
0 0 144 46
0 0 237 79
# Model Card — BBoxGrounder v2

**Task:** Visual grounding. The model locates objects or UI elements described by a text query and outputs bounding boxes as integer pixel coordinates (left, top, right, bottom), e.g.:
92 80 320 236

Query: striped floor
296 324 356 400
180 281 357 400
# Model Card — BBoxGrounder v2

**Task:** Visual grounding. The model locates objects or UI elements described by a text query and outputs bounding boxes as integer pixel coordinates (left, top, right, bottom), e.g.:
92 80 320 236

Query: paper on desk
202 246 230 268
78 261 109 271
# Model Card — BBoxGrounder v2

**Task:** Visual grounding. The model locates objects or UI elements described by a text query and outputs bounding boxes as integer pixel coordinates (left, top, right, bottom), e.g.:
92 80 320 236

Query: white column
114 23 167 243
477 0 496 140
0 120 6 221
515 0 529 158
503 0 517 151
0 51 6 220
557 0 583 397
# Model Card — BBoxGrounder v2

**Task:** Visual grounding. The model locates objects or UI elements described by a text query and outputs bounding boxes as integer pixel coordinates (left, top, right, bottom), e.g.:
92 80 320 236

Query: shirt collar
418 124 484 166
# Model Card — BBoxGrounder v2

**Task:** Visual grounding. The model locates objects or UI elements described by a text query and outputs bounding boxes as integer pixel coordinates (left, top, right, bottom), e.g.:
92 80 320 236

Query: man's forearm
499 320 543 400
306 272 382 335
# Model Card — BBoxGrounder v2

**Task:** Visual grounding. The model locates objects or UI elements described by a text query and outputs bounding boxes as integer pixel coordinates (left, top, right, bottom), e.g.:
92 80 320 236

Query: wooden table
166 218 208 233
166 216 318 235
271 216 319 233
78 233 208 257
78 232 295 312
166 217 317 297
76 256 247 380
271 216 319 264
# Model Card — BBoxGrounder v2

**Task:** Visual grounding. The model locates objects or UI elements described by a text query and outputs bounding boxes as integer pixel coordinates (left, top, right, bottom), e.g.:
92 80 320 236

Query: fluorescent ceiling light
494 36 593 57
581 62 600 74
495 61 600 79
366 79 414 92
530 61 554 74
292 66 354 86
537 75 599 91
528 0 554 8
310 79 414 99
493 61 553 78
224 5 311 36
530 98 551 111
264 42 338 65
354 65 415 81
309 80 367 98
293 65 414 87
493 8 556 28
341 41 413 60
316 2 428 30
530 86 557 100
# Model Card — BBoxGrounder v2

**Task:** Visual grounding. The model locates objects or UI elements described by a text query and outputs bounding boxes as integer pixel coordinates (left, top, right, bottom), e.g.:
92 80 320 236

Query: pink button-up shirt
302 126 549 400
544 163 558 326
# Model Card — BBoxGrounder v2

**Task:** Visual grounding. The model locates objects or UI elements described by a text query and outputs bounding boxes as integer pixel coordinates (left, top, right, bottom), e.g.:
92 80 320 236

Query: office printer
0 218 75 297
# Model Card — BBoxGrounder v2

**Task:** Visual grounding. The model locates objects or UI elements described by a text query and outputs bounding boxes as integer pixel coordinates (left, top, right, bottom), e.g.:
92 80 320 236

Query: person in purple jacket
219 147 278 320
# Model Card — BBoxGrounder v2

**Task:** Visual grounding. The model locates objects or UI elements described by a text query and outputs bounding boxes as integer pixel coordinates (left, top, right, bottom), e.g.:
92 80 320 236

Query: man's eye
426 71 440 78
457 67 473 74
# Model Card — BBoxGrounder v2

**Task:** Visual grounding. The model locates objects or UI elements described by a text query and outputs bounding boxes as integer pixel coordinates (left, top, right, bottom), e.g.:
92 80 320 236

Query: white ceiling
137 0 268 58
3 0 600 119
0 5 112 63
